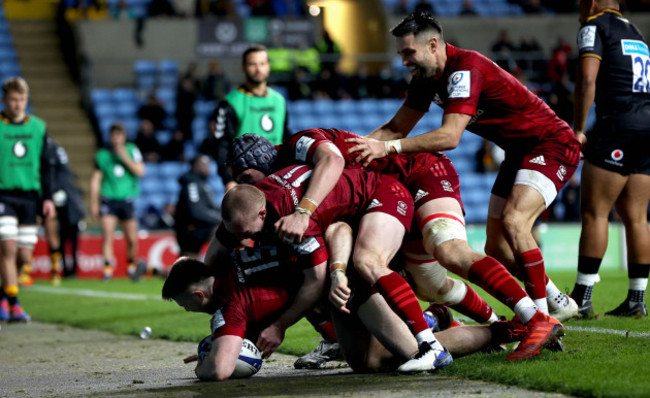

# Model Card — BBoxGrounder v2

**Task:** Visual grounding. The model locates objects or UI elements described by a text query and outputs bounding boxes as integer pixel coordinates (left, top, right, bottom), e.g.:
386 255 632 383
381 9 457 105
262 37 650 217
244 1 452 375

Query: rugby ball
197 336 263 379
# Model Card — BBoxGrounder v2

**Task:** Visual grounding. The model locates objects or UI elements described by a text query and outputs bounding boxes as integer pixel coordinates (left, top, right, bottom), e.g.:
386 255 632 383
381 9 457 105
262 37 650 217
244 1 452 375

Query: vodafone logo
611 149 624 161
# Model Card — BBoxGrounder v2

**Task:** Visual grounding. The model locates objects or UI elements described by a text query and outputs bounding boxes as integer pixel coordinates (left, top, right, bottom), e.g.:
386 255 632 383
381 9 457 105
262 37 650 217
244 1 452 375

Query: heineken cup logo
13 141 27 158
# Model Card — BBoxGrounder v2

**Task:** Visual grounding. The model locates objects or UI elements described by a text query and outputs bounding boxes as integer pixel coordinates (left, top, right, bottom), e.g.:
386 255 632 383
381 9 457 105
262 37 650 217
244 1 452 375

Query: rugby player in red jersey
347 12 579 361
205 164 451 372
229 131 563 362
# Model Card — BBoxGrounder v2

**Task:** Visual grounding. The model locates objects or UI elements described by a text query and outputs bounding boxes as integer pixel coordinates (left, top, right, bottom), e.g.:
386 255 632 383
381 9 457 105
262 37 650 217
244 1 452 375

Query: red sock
374 272 429 335
468 256 528 311
317 321 337 342
449 282 495 323
516 249 547 301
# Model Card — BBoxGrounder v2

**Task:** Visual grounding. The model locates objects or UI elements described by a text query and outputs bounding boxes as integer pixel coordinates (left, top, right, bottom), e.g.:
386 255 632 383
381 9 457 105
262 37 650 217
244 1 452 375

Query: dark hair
162 257 217 300
390 11 444 39
110 122 126 134
242 44 268 65
191 154 209 168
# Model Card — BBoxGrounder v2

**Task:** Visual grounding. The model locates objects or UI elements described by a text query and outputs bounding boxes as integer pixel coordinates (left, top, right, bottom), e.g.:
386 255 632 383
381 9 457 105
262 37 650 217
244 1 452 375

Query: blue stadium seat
112 88 138 104
157 130 172 145
115 101 138 119
158 59 179 78
140 178 160 195
144 162 160 178
312 99 336 115
333 99 353 116
195 100 216 116
159 161 186 180
94 102 117 119
289 100 311 116
91 89 113 106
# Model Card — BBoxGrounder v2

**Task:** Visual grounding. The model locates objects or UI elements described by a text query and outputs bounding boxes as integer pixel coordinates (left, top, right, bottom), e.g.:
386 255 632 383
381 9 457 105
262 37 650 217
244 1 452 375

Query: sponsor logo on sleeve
447 71 471 98
295 236 321 254
578 26 597 50
211 309 226 333
295 136 316 162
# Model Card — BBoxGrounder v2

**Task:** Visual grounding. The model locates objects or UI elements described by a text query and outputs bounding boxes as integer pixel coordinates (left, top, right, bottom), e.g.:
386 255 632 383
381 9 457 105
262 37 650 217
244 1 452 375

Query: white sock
546 279 567 311
415 329 443 350
514 297 539 324
535 298 549 315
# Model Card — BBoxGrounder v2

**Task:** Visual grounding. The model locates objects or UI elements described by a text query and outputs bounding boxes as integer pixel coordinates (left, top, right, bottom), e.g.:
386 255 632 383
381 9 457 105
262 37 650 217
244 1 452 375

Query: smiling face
396 32 440 80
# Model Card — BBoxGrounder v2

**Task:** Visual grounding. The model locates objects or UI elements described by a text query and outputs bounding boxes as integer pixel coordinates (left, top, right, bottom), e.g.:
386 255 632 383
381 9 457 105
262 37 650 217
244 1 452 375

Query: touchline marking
29 285 159 301
565 326 650 338
455 315 650 338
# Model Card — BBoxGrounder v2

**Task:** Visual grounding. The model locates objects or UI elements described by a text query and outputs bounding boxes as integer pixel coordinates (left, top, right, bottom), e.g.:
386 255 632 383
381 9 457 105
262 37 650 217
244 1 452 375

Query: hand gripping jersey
405 43 577 153
257 164 413 237
577 9 650 131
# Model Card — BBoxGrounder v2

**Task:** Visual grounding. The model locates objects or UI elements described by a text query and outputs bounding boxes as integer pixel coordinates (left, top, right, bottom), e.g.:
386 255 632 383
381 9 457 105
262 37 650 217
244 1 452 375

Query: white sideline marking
455 315 650 338
29 285 159 301
566 326 650 339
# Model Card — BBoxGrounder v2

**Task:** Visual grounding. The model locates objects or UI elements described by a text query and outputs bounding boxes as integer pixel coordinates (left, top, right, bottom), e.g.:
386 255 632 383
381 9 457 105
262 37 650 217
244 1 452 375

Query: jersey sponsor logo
621 40 650 57
441 180 453 192
529 155 546 166
578 26 597 50
556 165 567 182
295 136 316 162
260 114 274 132
611 149 624 161
12 141 27 158
113 164 125 177
621 40 650 93
414 189 429 203
211 309 226 333
366 199 383 210
447 71 471 98
397 200 408 216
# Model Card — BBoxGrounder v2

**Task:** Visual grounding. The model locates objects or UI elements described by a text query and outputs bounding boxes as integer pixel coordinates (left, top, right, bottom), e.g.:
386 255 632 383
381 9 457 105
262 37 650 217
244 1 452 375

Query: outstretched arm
348 112 471 166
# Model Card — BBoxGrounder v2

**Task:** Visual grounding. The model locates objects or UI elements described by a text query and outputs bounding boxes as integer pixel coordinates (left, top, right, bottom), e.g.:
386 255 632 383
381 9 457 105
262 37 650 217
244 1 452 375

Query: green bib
95 143 141 200
226 87 287 145
0 115 46 192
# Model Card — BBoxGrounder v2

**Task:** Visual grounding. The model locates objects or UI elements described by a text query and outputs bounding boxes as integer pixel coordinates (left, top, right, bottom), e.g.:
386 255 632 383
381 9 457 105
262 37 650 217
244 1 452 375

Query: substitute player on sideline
0 77 56 322
570 0 650 318
348 12 580 332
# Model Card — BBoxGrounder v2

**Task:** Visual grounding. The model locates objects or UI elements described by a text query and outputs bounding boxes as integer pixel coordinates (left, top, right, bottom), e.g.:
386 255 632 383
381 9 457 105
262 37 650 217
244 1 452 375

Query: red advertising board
29 231 202 279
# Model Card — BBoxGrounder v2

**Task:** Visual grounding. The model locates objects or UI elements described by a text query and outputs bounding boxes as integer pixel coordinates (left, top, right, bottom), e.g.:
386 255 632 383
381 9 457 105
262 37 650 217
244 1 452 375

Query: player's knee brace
17 226 38 248
0 216 18 240
404 259 447 302
436 278 468 306
421 212 467 254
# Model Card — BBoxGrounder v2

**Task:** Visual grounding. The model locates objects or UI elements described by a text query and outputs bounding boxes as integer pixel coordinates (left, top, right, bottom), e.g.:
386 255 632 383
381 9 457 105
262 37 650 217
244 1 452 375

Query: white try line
454 315 650 338
29 285 159 301
565 325 650 339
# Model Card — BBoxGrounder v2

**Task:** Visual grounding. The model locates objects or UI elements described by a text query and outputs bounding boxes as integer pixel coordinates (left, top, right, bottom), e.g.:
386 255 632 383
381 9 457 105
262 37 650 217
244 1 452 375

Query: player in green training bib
0 77 56 323
199 44 291 192
90 122 146 281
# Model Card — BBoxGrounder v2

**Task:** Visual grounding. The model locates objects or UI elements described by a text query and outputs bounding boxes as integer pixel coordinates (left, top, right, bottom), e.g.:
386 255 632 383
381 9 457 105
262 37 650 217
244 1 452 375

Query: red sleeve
292 235 328 268
211 303 247 339
289 130 329 164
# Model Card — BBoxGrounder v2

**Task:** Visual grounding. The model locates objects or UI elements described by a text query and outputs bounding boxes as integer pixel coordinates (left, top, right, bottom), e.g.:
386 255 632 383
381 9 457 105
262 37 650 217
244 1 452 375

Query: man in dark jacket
174 154 221 258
